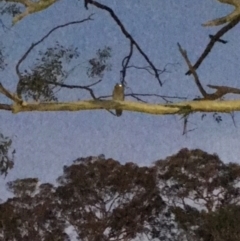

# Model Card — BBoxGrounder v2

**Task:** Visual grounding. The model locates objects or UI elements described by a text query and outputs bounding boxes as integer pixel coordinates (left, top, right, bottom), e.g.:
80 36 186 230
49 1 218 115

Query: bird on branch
112 83 124 117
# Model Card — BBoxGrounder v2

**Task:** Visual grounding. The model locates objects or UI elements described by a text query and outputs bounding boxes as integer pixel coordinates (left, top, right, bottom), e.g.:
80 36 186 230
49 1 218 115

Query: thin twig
21 79 99 99
120 42 133 85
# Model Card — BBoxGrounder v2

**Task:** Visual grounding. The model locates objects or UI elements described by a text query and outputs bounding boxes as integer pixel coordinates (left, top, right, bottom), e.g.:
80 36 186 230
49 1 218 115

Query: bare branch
126 64 169 76
129 94 148 103
185 16 240 75
6 0 59 24
88 0 162 86
24 79 99 100
206 84 240 99
179 43 240 101
0 103 12 111
85 79 102 88
128 93 187 103
37 79 116 116
0 82 23 104
120 42 133 85
202 0 240 27
178 43 208 98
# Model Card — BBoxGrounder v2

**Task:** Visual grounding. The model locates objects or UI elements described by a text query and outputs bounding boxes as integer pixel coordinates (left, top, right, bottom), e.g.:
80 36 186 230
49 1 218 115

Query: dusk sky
0 0 240 199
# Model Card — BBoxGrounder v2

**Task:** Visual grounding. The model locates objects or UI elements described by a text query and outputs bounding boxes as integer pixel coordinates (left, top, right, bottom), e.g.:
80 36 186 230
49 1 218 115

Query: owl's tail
116 109 122 116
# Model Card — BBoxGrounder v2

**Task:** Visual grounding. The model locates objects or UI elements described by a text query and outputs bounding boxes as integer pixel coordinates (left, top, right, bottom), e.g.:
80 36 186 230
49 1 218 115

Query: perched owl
112 84 124 117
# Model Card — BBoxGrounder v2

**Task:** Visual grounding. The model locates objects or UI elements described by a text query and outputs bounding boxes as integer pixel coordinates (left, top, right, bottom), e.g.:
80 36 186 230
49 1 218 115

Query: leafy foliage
7 178 39 197
0 150 240 240
0 3 22 18
155 148 240 241
87 46 112 78
17 41 80 101
0 133 14 176
57 157 165 240
198 204 240 241
0 44 7 71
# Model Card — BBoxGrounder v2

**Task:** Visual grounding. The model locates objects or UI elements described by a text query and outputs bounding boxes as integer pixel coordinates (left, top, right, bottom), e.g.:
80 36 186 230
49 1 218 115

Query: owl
112 84 124 116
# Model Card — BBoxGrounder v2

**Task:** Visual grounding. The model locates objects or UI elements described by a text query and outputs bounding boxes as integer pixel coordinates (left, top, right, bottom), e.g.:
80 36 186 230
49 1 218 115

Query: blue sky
0 0 240 198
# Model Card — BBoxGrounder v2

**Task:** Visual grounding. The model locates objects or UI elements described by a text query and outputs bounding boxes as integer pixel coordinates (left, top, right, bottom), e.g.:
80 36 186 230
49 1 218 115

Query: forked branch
86 0 163 86
186 16 240 75
178 43 240 100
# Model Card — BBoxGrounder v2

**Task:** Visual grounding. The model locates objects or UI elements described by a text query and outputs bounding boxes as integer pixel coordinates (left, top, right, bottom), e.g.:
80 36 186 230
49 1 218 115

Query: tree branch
0 103 12 111
202 0 240 27
87 0 162 86
120 42 133 85
178 43 207 98
25 79 102 99
10 99 240 115
0 82 24 105
6 0 59 24
185 16 240 75
178 43 240 100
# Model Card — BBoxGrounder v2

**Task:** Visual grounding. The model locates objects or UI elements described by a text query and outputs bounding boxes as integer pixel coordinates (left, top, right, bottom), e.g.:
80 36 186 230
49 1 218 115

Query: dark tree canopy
0 149 239 240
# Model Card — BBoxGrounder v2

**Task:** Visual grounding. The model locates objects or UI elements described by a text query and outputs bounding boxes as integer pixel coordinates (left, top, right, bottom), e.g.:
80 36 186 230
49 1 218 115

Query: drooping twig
120 42 133 85
185 16 240 75
126 64 170 76
182 116 197 136
229 111 237 127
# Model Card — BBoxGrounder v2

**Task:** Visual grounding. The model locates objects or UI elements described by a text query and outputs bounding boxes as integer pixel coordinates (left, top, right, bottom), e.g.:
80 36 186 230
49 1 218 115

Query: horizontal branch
9 99 240 115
